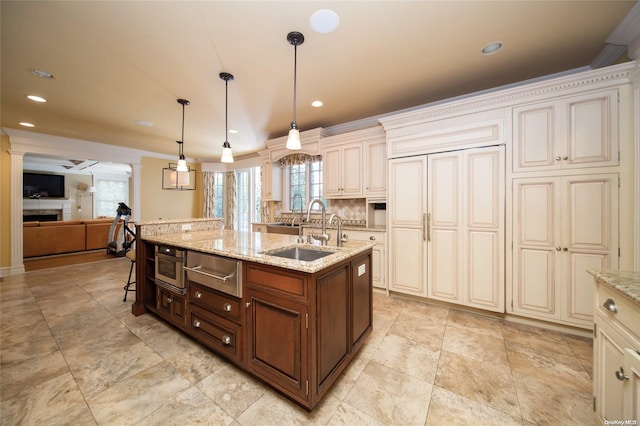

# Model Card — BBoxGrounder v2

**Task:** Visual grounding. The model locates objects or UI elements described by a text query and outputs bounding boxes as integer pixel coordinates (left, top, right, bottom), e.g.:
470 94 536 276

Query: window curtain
259 165 271 223
202 171 216 218
278 153 322 167
225 171 236 230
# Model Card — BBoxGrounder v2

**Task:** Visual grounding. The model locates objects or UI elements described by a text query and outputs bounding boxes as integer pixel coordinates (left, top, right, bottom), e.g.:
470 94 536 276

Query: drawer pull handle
369 236 376 241
221 335 232 345
167 297 173 303
223 303 232 312
193 320 201 328
602 298 617 313
195 291 202 299
184 265 234 282
615 367 629 381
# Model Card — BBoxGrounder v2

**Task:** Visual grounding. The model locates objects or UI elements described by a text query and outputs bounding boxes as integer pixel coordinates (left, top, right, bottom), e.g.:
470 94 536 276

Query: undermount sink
266 247 335 262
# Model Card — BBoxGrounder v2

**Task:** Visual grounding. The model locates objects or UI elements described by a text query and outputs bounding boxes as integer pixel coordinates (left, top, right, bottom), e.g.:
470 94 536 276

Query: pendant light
286 31 304 150
162 98 196 190
176 98 190 171
220 72 235 163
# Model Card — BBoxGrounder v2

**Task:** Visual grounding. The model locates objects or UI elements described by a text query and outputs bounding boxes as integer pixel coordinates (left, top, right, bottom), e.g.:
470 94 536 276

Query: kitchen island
132 219 374 410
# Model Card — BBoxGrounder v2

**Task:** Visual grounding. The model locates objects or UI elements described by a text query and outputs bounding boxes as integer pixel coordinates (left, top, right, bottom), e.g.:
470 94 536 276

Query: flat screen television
23 172 66 198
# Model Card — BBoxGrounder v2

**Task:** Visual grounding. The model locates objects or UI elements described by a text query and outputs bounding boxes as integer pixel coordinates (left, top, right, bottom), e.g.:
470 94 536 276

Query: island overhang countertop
140 228 374 273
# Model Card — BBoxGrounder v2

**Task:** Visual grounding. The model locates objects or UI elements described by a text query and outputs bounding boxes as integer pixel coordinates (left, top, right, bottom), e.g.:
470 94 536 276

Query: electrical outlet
182 223 192 231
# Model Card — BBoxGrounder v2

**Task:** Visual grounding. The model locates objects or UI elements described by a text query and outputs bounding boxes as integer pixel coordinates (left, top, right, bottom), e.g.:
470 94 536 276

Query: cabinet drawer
596 284 640 338
247 265 307 298
189 283 241 322
344 230 386 244
190 305 242 363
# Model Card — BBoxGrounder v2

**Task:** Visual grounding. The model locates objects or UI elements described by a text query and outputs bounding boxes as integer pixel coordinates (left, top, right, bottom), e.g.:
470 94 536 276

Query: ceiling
2 1 639 164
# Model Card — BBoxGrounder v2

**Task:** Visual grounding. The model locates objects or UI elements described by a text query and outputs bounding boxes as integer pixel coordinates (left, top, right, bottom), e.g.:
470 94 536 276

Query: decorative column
9 150 25 275
131 163 142 223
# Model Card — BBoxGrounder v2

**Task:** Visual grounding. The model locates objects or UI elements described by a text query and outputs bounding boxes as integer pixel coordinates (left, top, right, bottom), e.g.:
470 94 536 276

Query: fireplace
23 199 72 221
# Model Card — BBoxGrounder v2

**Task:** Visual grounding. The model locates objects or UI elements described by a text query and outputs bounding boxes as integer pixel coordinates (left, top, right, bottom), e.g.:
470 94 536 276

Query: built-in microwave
155 245 186 289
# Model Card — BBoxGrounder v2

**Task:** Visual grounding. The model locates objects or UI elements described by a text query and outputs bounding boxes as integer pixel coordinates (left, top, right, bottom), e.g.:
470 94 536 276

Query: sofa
23 218 118 258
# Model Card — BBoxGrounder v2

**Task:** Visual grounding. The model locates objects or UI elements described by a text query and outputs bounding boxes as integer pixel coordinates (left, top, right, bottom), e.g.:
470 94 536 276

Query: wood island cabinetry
245 253 372 408
133 230 373 411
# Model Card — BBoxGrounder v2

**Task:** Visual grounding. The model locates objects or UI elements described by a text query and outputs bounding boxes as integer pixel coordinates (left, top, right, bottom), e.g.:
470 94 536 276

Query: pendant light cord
292 43 297 124
225 78 229 142
180 102 185 157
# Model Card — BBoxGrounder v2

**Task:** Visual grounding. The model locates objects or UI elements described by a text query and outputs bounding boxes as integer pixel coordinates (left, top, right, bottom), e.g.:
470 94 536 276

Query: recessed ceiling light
310 9 340 33
229 129 238 134
311 100 323 107
30 69 54 79
136 120 153 127
27 95 47 103
482 42 503 55
19 122 35 127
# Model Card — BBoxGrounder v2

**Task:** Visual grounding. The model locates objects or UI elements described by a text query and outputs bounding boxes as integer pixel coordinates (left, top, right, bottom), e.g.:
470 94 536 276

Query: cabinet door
513 89 618 172
388 157 427 297
156 287 187 328
623 348 640 422
512 178 560 320
371 244 384 289
427 147 505 312
262 161 282 201
365 140 387 198
245 288 308 402
595 317 628 422
322 147 342 198
341 143 363 197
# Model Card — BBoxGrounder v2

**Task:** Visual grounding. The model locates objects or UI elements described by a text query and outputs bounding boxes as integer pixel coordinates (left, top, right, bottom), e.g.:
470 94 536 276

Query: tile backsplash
270 198 368 226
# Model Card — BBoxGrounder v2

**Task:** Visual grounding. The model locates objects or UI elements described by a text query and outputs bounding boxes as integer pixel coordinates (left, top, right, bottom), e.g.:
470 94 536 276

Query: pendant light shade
286 31 304 150
220 72 235 163
162 98 196 190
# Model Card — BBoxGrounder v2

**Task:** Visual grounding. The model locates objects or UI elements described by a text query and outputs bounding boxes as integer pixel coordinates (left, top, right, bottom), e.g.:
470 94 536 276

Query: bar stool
123 249 136 302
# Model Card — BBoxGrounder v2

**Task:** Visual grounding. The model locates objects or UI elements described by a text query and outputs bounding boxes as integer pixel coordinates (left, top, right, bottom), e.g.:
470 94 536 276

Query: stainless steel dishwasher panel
184 251 243 298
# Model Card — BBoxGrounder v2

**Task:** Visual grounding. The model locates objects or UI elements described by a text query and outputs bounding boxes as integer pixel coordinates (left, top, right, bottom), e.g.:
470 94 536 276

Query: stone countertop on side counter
140 229 374 274
588 269 640 306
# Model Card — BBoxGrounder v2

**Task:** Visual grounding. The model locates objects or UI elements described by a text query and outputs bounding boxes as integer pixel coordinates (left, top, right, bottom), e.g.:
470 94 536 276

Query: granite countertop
588 269 640 306
141 229 374 273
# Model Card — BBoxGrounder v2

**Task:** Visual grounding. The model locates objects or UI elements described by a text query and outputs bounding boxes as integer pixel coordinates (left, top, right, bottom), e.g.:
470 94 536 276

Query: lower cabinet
593 279 640 422
244 253 372 410
156 287 187 328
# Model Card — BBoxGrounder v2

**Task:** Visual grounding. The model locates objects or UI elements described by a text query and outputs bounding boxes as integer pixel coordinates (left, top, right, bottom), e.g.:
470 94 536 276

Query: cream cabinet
344 229 386 290
512 88 619 173
322 142 363 198
388 146 505 311
262 160 282 201
593 279 640 423
364 139 387 198
512 174 618 328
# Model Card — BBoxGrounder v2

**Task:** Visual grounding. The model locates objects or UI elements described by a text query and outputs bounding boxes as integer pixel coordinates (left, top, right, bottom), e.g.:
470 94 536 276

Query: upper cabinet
321 126 386 199
261 160 282 201
512 88 619 172
322 142 363 198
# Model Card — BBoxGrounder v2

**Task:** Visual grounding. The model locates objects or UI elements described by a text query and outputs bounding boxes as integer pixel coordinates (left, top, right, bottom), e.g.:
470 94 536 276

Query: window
288 159 324 212
213 172 224 219
94 176 129 217
235 167 261 231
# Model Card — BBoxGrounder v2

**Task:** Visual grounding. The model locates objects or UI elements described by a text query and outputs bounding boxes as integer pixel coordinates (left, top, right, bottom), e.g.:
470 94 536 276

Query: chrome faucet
306 199 330 245
329 214 347 247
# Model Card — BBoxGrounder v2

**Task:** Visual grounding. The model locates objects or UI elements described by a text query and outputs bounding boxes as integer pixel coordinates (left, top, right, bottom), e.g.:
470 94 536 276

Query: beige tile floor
1 258 597 425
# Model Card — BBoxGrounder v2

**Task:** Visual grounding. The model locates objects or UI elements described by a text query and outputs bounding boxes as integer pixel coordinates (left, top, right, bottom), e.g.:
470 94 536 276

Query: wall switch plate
182 223 192 231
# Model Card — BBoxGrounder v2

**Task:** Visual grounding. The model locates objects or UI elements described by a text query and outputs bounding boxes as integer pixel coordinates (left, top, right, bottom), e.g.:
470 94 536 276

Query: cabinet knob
245 302 251 308
556 246 562 251
193 320 201 328
562 156 568 160
602 298 618 313
555 156 562 161
221 335 232 345
223 303 232 312
167 297 173 303
562 247 568 252
195 291 202 299
615 367 629 381
369 235 376 241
